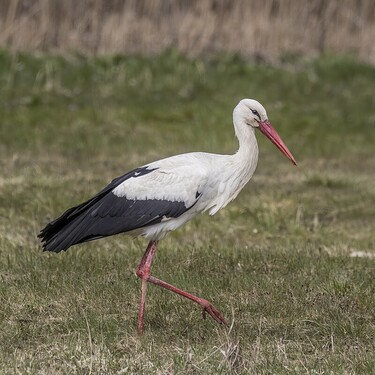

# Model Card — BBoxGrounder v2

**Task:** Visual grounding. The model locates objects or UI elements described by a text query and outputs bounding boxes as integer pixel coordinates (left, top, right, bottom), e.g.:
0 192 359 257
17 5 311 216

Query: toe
199 299 227 325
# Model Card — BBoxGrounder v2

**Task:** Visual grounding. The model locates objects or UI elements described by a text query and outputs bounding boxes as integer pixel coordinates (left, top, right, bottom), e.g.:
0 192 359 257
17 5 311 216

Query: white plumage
113 146 258 240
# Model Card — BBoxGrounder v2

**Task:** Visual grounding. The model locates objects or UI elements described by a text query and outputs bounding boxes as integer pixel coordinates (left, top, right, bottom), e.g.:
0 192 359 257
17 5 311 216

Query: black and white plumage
38 99 296 334
39 166 198 251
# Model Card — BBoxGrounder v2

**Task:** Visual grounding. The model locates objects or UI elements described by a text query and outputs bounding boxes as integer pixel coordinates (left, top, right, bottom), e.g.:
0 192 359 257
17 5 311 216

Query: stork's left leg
136 240 226 335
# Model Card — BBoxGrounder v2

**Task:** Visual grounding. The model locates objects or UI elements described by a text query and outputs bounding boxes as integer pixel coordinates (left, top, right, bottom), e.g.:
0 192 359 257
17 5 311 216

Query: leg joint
136 267 150 280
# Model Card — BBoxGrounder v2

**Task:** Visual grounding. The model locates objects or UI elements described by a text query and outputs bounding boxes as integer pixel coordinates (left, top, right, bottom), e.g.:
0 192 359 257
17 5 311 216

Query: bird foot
199 298 227 325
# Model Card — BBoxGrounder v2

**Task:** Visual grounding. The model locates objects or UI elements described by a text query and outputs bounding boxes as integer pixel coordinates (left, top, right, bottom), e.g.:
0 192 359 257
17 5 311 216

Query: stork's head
234 98 297 165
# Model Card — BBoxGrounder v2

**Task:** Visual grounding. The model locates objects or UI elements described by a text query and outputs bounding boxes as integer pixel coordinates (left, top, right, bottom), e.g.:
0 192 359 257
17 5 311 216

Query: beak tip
259 120 297 167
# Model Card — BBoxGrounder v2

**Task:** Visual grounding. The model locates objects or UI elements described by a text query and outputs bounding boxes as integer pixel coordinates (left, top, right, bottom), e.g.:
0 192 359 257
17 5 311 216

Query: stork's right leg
136 240 226 335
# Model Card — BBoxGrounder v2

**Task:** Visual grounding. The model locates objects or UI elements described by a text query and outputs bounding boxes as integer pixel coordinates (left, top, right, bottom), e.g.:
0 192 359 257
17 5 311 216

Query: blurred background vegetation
0 0 374 62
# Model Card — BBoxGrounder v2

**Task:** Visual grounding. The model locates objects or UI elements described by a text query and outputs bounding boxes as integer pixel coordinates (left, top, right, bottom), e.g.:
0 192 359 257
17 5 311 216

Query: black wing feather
38 166 193 253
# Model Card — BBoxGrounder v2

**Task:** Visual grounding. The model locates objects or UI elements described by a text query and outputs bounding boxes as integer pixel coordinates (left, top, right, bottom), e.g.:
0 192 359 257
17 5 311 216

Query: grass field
0 50 374 374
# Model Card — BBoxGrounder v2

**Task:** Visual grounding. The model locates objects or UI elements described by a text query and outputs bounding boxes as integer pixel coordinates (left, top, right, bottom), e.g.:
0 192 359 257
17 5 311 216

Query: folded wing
39 163 206 252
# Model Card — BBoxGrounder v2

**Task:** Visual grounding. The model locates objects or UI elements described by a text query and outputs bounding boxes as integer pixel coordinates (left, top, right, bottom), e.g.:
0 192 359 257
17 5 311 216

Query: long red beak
258 120 297 165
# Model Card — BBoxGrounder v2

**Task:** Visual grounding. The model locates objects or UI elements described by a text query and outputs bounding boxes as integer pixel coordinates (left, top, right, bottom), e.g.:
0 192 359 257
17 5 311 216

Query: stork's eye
251 109 261 120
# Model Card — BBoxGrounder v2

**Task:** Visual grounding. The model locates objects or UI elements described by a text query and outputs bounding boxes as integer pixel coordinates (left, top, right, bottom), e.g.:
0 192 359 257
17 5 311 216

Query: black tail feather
38 198 105 252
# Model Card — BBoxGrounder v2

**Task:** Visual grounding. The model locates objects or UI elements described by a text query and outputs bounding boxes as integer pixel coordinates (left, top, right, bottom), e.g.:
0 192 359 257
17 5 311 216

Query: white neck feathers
233 111 259 163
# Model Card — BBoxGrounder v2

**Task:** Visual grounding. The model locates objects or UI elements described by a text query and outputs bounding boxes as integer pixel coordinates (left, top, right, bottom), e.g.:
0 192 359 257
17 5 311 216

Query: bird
38 98 296 335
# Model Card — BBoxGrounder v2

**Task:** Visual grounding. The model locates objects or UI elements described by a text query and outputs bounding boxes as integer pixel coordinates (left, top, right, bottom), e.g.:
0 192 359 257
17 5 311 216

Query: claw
199 298 227 325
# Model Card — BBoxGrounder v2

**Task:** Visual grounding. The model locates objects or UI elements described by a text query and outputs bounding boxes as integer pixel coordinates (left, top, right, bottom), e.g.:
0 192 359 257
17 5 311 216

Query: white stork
39 99 296 335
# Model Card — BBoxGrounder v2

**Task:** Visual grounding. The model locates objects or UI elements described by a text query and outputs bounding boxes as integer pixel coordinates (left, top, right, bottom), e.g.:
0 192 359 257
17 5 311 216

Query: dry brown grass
0 0 374 63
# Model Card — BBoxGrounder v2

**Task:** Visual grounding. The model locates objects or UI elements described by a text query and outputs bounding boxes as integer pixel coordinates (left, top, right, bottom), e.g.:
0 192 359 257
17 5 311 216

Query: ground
0 50 374 374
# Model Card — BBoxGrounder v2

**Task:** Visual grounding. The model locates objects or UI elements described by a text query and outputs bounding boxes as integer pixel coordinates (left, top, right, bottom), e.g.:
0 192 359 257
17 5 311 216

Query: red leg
147 275 227 325
136 240 226 335
136 240 158 335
